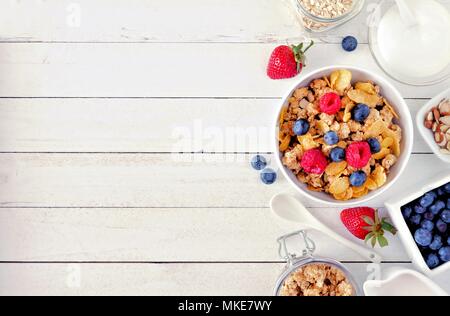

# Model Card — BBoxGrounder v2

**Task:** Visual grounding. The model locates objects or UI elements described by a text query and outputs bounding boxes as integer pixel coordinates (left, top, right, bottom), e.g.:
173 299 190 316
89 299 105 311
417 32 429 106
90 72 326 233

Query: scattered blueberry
410 214 422 226
437 188 445 196
436 219 447 234
426 253 441 269
441 210 450 224
367 138 381 154
424 212 435 221
352 104 370 123
342 36 358 52
420 192 437 208
414 228 433 247
349 171 367 187
439 246 450 262
430 200 446 215
260 168 277 185
414 204 426 214
250 155 267 171
447 198 450 209
293 119 310 136
324 131 339 145
330 147 346 162
402 206 413 219
430 236 443 251
448 236 450 245
421 220 435 232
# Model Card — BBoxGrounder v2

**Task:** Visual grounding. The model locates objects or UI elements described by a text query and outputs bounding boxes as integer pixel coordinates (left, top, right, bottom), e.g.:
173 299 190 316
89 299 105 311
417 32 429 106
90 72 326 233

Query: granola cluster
280 263 354 296
279 69 402 201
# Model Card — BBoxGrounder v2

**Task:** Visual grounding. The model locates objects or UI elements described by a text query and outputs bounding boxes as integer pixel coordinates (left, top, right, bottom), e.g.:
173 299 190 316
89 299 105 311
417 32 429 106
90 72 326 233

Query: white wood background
1 0 450 296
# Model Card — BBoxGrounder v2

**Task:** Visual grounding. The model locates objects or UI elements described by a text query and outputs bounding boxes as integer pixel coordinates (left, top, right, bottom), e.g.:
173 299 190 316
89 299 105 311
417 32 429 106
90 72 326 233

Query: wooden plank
4 262 449 296
0 207 409 262
0 153 447 209
0 98 430 153
0 43 448 99
0 0 379 43
0 262 420 296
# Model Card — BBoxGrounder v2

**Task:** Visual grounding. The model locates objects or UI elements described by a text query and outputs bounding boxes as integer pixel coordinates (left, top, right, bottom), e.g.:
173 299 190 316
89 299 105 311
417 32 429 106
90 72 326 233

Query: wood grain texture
0 262 427 296
0 98 431 153
1 0 449 296
0 0 376 43
0 207 409 262
0 43 448 99
0 153 448 209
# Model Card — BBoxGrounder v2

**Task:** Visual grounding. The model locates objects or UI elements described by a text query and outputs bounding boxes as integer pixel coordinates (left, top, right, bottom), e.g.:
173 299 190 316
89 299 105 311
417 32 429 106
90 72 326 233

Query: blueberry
436 219 448 234
367 138 381 154
293 119 310 136
448 237 450 245
421 220 435 232
260 168 277 185
447 198 450 209
426 253 441 269
430 200 446 215
439 246 450 262
324 131 339 145
330 147 345 162
420 192 436 208
352 104 370 123
436 188 446 196
414 204 426 214
250 155 267 171
444 183 450 193
349 171 367 187
424 212 435 221
441 210 450 223
430 236 443 251
402 206 413 219
410 214 422 225
342 36 358 52
414 228 433 247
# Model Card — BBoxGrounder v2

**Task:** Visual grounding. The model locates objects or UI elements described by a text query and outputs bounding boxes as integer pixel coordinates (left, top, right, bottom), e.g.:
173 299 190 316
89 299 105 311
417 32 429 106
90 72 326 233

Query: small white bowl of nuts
418 88 450 163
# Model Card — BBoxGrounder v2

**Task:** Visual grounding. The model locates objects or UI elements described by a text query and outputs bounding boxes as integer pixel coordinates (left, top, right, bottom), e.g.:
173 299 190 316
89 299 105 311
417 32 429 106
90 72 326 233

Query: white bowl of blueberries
385 174 450 277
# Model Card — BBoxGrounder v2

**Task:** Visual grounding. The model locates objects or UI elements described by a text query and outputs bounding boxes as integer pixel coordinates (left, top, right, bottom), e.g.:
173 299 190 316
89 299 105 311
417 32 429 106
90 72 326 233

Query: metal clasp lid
277 230 316 264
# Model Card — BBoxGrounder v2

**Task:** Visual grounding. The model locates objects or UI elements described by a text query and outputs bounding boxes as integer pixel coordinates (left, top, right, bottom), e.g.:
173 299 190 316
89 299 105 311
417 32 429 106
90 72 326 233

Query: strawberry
267 41 314 80
340 207 397 248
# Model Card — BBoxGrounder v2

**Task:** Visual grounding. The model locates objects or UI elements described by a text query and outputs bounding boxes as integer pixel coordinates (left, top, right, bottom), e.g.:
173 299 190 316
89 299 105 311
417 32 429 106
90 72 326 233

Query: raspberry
319 92 342 115
346 142 371 168
301 149 328 174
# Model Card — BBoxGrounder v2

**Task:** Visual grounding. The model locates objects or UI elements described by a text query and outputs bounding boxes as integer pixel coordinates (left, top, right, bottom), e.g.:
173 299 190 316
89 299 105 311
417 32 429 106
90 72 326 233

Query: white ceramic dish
385 173 450 277
364 267 448 296
273 65 414 206
416 87 450 163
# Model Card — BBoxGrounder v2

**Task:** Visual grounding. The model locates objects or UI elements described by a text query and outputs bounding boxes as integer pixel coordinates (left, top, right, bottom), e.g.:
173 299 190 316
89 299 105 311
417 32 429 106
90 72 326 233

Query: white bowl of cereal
274 66 413 206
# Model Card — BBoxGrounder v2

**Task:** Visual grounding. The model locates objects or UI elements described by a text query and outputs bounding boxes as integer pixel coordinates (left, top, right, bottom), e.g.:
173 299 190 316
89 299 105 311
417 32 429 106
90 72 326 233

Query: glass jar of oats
291 0 365 33
273 230 362 296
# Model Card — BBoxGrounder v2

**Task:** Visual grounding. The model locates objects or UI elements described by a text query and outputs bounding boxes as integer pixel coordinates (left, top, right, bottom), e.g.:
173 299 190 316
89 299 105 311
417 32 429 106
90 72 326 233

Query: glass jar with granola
290 0 365 32
274 230 361 296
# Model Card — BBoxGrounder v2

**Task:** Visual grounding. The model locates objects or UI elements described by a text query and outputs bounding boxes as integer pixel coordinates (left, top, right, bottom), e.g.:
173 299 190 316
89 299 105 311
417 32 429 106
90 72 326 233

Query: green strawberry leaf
377 235 389 248
371 236 377 248
365 232 375 243
381 219 397 235
362 216 375 226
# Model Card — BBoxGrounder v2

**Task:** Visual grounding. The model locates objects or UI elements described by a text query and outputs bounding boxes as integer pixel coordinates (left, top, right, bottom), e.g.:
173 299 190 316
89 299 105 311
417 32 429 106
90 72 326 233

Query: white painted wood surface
0 0 449 296
0 263 417 296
